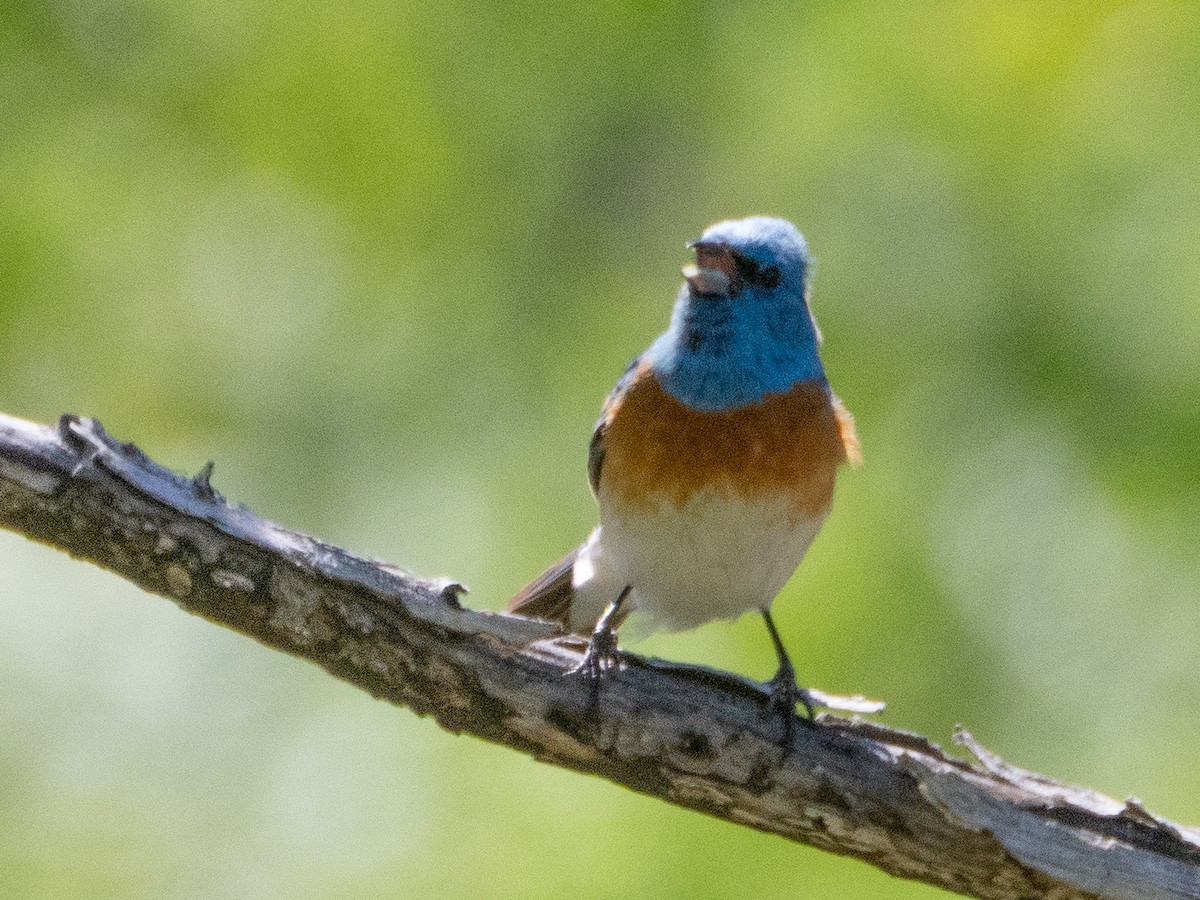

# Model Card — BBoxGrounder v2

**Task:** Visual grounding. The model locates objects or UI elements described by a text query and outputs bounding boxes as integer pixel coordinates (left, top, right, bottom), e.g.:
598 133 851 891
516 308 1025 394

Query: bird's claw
567 624 621 683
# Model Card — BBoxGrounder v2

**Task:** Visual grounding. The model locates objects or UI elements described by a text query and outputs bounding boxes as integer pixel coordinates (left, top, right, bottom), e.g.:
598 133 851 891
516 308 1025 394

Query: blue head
649 216 826 411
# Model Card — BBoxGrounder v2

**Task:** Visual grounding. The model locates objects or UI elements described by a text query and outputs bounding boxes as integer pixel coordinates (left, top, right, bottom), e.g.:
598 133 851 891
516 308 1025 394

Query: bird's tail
507 546 579 628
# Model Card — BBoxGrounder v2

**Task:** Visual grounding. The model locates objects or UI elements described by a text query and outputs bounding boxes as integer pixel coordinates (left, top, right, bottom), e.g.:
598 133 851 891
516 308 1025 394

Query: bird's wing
588 354 648 496
510 356 650 627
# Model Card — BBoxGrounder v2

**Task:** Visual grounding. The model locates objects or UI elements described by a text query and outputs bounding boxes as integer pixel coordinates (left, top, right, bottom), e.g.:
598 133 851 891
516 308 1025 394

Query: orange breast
599 371 859 523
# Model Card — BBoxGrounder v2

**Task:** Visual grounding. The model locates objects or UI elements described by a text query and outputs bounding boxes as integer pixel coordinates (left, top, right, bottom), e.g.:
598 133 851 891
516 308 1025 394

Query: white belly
569 491 828 634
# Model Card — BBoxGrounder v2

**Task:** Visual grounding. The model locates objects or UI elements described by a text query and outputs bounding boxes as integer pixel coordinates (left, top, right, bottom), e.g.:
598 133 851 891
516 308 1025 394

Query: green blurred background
2 1 1198 897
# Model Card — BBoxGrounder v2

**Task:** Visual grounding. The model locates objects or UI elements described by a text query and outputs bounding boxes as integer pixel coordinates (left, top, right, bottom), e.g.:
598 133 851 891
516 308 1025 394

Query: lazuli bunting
510 216 860 728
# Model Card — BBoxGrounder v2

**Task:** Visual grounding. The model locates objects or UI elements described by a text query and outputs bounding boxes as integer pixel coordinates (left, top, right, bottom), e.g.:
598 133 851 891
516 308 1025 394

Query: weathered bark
0 411 1197 900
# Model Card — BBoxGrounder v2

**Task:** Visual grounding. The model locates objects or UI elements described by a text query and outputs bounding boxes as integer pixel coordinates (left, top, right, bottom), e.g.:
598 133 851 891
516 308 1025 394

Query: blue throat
649 284 827 411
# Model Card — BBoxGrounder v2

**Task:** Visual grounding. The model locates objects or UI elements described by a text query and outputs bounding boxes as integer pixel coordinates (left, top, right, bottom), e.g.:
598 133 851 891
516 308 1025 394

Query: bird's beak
682 240 736 296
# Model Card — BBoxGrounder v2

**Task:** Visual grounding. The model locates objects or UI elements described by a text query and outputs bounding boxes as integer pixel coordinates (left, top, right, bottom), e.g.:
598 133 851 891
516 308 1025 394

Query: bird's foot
567 621 621 689
764 659 819 744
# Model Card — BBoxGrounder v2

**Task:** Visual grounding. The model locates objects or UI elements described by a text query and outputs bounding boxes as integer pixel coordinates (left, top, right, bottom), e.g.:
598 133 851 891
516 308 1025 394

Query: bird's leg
568 586 631 690
761 609 819 742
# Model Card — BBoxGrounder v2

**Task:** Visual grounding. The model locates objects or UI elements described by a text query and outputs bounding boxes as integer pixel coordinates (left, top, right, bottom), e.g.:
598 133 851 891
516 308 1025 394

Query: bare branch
1 411 1197 899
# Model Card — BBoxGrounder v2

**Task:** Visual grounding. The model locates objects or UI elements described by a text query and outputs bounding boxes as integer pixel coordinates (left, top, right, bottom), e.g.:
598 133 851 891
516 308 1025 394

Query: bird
508 215 861 731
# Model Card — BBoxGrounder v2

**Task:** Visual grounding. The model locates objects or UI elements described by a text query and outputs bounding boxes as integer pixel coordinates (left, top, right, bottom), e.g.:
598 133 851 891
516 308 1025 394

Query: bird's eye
732 252 782 290
733 253 759 285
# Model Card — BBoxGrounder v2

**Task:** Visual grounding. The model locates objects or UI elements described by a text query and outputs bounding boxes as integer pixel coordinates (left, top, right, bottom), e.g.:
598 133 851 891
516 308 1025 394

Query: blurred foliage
2 1 1199 897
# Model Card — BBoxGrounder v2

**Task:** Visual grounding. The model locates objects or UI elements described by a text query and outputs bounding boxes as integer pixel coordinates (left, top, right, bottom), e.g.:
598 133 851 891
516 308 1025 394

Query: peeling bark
1 411 1197 900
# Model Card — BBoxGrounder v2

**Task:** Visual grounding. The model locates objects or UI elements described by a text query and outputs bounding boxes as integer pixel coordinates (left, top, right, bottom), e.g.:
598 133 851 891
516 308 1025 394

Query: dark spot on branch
745 758 775 795
679 730 714 759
